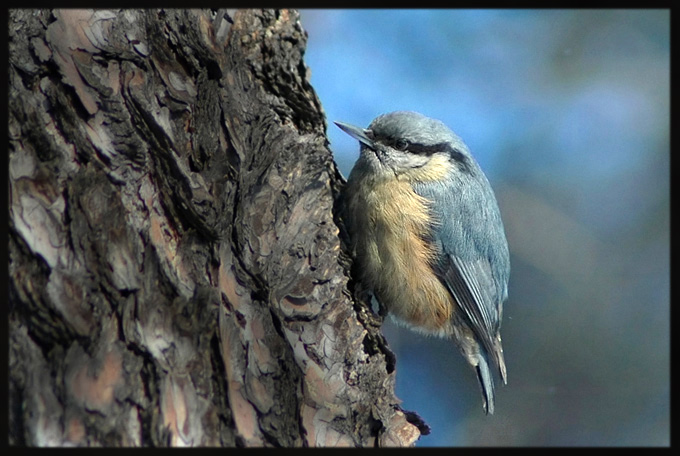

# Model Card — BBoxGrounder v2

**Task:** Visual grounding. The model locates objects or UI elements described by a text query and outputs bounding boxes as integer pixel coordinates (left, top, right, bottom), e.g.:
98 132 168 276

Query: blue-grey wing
413 175 510 361
439 253 502 336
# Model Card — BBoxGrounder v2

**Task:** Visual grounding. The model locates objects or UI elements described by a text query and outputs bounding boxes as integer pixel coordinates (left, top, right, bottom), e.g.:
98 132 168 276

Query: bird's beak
334 121 375 150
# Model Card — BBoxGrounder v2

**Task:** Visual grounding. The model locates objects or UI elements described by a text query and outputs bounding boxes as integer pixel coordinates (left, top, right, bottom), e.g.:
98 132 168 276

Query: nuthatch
335 111 510 414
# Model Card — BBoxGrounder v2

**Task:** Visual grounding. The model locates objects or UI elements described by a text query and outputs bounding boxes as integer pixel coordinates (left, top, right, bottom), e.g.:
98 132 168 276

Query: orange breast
353 175 454 335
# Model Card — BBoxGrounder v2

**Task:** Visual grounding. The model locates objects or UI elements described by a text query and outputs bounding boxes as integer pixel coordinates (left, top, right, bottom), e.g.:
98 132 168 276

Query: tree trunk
8 9 426 447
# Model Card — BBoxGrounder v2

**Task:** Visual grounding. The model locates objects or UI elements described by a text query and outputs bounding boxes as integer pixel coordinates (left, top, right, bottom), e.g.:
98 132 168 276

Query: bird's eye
395 139 409 151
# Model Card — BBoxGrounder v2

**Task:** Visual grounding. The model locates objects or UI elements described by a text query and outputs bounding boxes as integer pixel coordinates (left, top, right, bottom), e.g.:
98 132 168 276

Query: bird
335 111 510 414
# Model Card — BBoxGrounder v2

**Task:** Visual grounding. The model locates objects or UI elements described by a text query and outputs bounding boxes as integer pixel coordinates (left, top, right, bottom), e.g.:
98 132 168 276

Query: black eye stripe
375 137 472 172
405 143 439 155
406 142 457 156
408 142 473 173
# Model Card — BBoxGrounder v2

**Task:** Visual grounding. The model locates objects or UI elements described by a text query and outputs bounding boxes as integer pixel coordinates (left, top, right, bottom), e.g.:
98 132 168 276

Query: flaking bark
8 9 426 447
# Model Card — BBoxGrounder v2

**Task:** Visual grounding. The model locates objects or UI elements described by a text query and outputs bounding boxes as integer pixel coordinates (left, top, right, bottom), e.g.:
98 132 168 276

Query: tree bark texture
8 9 425 447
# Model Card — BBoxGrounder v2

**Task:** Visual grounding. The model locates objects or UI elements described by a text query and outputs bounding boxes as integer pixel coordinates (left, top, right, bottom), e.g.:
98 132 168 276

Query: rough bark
8 9 426 447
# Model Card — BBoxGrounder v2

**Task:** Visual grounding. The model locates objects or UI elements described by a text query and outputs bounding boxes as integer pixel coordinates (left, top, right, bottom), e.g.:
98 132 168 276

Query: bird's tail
475 351 496 415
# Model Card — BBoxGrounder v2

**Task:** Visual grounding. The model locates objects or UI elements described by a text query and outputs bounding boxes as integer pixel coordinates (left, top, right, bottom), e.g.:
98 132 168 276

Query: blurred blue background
299 9 669 447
